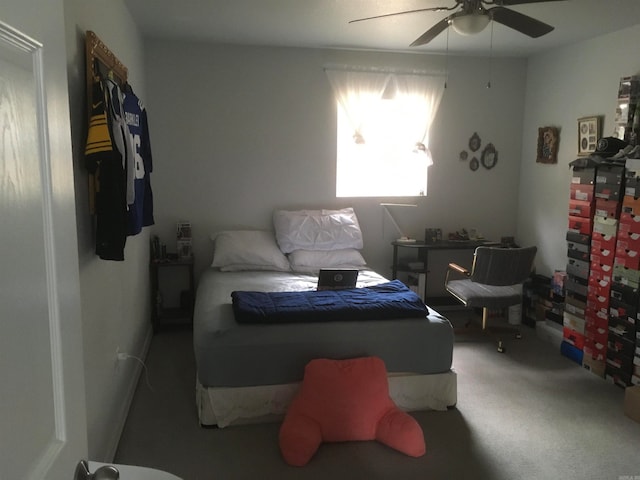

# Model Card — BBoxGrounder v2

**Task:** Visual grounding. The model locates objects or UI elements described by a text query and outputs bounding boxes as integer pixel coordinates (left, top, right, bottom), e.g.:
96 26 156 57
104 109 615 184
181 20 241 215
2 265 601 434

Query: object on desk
177 221 193 258
449 229 470 241
424 228 442 244
500 236 520 248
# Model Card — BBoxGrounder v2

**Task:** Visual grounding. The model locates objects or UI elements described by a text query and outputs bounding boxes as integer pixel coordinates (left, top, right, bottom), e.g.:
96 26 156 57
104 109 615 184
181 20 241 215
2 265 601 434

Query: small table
391 239 499 303
150 256 195 332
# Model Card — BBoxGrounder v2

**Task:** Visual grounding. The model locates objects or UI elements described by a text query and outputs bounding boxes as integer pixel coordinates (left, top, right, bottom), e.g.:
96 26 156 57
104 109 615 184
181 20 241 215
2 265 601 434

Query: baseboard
104 325 154 462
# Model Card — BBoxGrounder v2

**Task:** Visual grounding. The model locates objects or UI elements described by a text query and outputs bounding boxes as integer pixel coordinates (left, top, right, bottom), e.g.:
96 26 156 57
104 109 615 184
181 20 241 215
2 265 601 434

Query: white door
0 2 88 479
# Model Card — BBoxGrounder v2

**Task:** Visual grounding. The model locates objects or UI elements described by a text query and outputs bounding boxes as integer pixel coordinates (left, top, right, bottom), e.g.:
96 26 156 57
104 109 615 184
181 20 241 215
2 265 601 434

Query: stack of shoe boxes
564 166 597 365
580 164 622 375
609 159 640 386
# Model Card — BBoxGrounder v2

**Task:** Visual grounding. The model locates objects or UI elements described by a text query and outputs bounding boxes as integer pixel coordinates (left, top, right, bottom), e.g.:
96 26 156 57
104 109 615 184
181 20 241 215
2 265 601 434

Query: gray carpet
114 311 640 479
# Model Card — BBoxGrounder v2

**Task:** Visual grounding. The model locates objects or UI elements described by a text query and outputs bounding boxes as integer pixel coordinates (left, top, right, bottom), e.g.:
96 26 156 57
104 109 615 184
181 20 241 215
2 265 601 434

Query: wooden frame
577 116 601 156
536 126 559 164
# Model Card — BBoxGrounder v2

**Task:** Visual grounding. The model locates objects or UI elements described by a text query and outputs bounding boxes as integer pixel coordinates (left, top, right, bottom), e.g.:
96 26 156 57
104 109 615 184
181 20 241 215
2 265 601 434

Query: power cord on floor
117 352 155 391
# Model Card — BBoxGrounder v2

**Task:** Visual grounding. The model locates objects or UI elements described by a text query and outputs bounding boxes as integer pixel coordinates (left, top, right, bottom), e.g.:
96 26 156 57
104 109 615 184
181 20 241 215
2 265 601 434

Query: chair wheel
515 332 522 340
497 341 506 353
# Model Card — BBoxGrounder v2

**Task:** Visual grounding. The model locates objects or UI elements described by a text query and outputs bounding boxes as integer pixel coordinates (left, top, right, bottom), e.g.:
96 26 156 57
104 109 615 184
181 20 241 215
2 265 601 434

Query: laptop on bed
317 269 359 291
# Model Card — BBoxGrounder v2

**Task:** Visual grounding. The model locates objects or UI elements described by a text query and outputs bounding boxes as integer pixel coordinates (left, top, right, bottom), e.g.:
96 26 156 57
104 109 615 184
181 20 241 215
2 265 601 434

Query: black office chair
445 246 537 352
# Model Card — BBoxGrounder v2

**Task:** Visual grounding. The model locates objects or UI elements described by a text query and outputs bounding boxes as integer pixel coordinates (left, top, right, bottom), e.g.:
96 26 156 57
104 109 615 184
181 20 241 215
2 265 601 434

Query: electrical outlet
115 347 127 371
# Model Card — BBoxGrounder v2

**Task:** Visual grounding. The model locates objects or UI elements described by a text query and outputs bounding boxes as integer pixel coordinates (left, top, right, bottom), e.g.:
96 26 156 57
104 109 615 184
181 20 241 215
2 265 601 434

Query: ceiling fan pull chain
445 27 450 89
487 19 494 89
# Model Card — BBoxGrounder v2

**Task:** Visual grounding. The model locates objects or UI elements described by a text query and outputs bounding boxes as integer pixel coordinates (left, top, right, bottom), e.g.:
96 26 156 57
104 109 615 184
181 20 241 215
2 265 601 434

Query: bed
193 209 457 427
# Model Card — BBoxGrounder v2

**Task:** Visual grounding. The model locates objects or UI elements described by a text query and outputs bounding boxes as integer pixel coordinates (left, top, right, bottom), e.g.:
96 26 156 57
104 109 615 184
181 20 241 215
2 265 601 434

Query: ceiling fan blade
488 0 565 5
349 6 455 24
489 6 554 37
410 17 452 47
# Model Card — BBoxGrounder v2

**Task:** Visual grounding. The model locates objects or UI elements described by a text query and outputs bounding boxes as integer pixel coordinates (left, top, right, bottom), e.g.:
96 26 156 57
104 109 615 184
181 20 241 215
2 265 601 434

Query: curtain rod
323 63 446 77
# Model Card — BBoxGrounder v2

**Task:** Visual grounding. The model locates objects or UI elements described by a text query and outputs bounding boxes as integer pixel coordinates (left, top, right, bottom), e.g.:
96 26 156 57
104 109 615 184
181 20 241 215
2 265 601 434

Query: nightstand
150 256 195 332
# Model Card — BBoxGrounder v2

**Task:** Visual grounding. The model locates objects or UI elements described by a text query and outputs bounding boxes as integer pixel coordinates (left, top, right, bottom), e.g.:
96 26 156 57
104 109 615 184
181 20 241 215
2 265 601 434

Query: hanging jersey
123 88 154 235
106 78 136 206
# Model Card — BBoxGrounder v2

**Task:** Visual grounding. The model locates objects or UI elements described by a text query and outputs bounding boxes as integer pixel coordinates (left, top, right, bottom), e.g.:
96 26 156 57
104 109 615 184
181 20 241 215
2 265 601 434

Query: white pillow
288 248 366 274
273 208 364 254
211 230 290 272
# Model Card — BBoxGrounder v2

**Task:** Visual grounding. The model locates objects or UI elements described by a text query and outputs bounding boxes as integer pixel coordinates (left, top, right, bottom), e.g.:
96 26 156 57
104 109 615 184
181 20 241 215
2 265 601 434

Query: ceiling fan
349 0 565 47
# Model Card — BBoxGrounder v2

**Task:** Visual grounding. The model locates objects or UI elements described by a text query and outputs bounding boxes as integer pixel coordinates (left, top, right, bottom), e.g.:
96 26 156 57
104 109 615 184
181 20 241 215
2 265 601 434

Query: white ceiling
124 0 640 57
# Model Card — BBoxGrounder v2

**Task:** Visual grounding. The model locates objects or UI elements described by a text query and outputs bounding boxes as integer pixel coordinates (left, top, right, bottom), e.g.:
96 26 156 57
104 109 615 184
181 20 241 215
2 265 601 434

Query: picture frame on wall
536 126 559 164
577 116 601 156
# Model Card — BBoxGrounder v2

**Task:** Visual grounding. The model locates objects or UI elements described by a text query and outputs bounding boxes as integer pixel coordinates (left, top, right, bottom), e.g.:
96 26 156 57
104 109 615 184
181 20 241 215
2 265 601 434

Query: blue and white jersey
123 88 154 235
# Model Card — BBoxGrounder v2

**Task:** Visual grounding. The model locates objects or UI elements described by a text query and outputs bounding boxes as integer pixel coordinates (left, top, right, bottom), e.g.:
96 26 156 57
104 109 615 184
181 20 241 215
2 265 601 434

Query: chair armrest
447 263 470 276
445 262 470 287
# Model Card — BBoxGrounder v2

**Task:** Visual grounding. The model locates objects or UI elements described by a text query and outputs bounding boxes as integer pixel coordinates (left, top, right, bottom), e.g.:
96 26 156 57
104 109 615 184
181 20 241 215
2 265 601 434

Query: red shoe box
588 272 612 299
591 232 617 253
569 198 595 218
569 216 592 235
584 337 607 361
595 198 621 219
570 183 594 202
614 250 640 270
617 229 640 251
563 327 585 350
587 293 609 315
619 212 640 235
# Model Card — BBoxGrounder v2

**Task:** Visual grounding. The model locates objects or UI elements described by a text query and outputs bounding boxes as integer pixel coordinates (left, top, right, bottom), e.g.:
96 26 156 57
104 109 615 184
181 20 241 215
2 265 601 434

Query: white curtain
392 73 445 166
325 68 389 144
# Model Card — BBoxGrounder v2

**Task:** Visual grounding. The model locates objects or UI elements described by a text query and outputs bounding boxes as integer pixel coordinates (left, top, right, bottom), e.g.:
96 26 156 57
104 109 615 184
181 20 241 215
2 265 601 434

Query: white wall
144 41 528 294
64 0 152 461
518 24 640 277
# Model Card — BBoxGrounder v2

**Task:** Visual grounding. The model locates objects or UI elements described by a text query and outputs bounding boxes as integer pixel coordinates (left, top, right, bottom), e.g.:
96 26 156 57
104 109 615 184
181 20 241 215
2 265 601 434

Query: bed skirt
196 369 457 428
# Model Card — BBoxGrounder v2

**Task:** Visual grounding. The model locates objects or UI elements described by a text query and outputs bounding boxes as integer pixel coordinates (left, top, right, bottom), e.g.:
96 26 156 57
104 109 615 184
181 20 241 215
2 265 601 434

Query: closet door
0 3 87 479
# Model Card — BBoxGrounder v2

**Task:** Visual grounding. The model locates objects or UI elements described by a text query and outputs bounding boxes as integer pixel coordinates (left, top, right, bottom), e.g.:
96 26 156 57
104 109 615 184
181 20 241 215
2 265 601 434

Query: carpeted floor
114 311 640 480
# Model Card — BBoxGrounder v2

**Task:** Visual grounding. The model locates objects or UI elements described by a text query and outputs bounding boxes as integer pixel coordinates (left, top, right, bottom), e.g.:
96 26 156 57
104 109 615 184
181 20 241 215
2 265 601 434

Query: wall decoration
469 157 479 171
536 126 559 164
469 132 481 152
459 150 468 161
481 143 498 169
577 116 601 156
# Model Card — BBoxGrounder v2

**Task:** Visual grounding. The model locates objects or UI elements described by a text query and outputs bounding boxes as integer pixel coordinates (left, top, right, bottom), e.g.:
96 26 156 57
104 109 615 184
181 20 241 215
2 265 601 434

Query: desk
391 240 499 303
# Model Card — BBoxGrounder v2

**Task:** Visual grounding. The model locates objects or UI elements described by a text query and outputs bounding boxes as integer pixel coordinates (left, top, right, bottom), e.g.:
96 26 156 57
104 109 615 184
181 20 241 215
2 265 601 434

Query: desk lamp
381 203 417 243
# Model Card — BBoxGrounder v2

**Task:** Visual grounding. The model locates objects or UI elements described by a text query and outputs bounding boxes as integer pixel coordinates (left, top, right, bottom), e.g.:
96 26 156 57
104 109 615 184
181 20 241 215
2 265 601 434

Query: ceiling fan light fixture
450 12 491 36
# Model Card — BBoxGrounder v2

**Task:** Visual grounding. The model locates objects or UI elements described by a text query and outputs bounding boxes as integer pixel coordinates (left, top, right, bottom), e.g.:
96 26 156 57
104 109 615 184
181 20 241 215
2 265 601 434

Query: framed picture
577 116 601 156
536 126 559 164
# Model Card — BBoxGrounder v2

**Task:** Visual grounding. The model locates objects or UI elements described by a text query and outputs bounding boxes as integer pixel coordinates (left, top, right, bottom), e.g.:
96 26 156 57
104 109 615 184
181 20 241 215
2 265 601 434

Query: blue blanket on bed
231 279 428 324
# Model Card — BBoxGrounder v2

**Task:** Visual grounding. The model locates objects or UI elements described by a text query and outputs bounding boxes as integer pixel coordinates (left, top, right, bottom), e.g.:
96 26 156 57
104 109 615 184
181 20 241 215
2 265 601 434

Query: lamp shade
451 12 490 36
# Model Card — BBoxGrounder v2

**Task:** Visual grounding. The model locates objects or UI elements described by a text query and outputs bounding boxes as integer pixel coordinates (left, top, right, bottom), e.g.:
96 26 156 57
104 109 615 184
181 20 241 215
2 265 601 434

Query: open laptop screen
317 269 359 291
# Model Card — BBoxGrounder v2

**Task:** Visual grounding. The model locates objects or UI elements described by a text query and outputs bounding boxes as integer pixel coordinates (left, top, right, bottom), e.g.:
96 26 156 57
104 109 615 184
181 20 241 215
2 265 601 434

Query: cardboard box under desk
624 385 640 423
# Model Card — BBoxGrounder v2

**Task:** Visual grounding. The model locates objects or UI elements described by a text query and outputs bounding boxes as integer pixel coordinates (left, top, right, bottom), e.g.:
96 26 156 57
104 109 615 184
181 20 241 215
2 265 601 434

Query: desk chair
445 246 537 352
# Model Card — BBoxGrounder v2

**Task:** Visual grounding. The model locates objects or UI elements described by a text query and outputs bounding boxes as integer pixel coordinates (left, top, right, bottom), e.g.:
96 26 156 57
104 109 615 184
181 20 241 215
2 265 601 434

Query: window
326 68 445 198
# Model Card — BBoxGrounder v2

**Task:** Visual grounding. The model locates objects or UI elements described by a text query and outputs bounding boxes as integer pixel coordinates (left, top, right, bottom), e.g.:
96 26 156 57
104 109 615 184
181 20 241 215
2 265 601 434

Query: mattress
193 268 454 388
